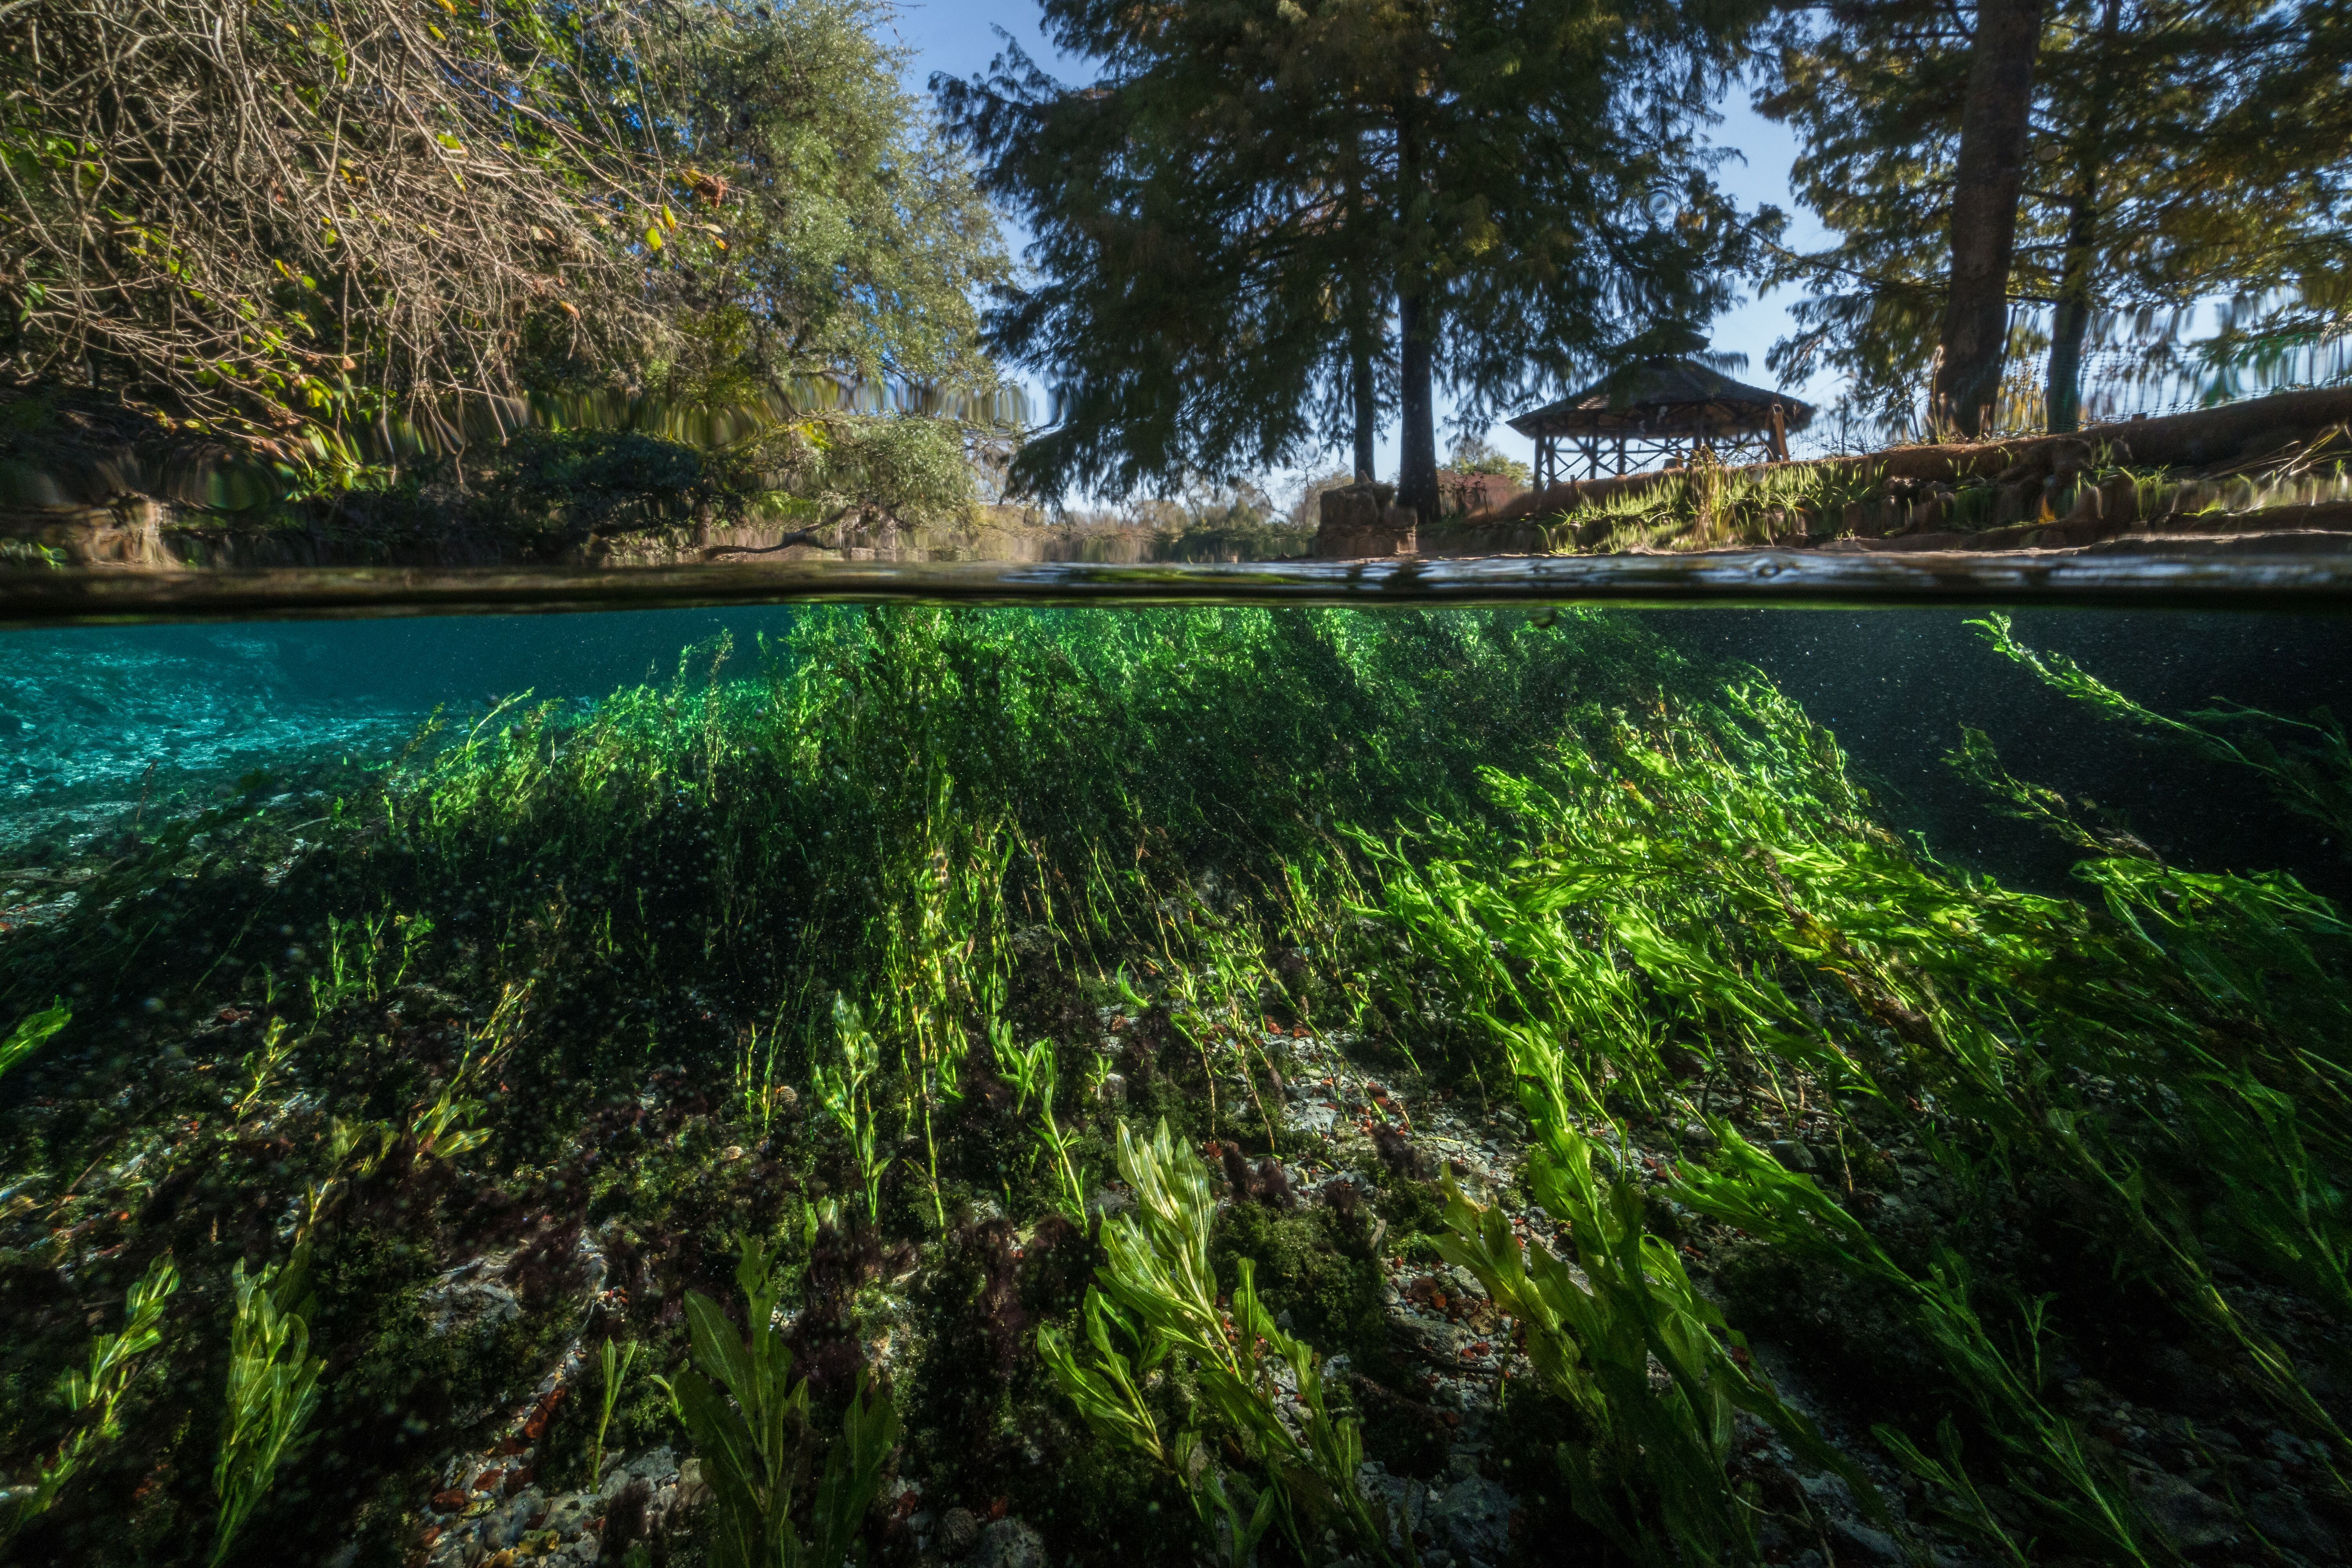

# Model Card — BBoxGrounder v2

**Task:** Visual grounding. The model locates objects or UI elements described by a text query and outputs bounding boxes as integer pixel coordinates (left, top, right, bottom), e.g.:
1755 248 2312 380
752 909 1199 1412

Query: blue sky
889 2 1841 488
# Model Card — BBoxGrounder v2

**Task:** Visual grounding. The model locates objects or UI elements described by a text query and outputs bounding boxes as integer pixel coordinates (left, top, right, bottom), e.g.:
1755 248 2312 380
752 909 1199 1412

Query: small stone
2128 1467 2238 1554
675 1459 713 1511
1437 1475 1514 1566
542 1495 593 1537
722 1145 744 1161
1768 1140 1817 1173
1094 1072 1127 1105
938 1506 981 1557
1829 1517 1902 1564
2249 1488 2340 1560
972 1516 1046 1568
1680 1123 1719 1151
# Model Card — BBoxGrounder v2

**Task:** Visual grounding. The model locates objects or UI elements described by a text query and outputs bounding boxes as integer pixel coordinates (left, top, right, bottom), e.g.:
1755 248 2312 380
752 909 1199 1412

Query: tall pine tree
941 0 1760 519
1761 0 2349 437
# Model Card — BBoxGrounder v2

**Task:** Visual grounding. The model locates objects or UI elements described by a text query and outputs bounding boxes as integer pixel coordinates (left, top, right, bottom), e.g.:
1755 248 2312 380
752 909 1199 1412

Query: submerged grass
212 1260 324 1566
660 1236 898 1568
0 604 2345 1568
0 1252 178 1546
1040 1118 1396 1567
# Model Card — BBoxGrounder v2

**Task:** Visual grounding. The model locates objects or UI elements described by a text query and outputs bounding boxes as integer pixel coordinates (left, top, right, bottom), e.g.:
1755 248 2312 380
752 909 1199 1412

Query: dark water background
4 605 2347 904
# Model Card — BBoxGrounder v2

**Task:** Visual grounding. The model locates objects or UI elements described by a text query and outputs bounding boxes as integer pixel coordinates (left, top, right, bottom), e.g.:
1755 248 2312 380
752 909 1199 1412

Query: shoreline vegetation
2 0 2340 577
2 606 2349 1567
3 388 2345 574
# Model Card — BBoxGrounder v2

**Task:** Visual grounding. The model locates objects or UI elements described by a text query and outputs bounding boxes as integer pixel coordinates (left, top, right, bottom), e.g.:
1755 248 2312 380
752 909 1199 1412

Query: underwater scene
2 603 2350 1568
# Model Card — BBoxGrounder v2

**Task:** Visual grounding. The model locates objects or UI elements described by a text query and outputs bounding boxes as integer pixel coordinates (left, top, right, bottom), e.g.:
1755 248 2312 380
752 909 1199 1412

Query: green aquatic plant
1945 725 2160 859
1352 676 2351 1505
988 1021 1090 1225
232 1017 299 1121
21 602 2352 1568
1673 1127 2156 1564
816 995 889 1221
1155 913 1286 1145
213 1260 324 1566
404 984 529 1169
0 1253 179 1546
1037 1119 1397 1567
0 997 68 1080
659 1236 900 1568
737 1015 789 1138
1971 611 2352 848
409 1074 490 1167
1439 1132 1874 1567
592 1338 640 1486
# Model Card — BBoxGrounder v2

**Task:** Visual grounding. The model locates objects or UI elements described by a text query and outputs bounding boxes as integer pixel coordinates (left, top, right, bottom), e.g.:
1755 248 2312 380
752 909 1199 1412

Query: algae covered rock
972 1516 1047 1568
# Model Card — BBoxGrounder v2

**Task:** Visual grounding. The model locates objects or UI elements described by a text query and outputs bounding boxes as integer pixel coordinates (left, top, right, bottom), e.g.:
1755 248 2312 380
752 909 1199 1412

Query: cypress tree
1760 0 2349 437
941 0 1760 519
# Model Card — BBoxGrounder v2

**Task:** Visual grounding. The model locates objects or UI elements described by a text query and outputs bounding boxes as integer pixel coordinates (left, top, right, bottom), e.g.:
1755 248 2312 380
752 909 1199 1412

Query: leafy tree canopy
0 0 1010 523
942 0 1769 515
1759 0 2350 435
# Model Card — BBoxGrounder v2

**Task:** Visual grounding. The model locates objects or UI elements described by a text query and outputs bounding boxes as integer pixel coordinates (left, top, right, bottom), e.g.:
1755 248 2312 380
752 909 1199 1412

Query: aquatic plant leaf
0 998 69 1080
212 1259 324 1566
666 1236 895 1568
0 1252 178 1546
1036 1117 1397 1566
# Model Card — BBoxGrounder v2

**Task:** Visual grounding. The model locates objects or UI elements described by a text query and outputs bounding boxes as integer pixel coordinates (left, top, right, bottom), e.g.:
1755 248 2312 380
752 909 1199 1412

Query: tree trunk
1930 0 2047 440
1351 336 1377 480
1394 118 1437 522
2045 195 2097 433
2045 0 2121 436
1397 287 1437 521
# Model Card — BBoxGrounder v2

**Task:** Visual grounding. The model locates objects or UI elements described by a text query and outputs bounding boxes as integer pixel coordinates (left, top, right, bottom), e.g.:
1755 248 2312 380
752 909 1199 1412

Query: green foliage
21 604 2352 1568
1675 1128 2156 1563
1757 0 2351 430
1971 611 2352 848
461 428 773 538
1353 666 2352 1529
1037 1120 1397 1566
213 1261 323 1566
1443 434 1531 485
0 0 677 450
943 0 1763 504
0 1254 179 1546
0 997 68 1079
593 1339 641 1486
1430 1072 1872 1561
1542 457 1892 553
660 1236 900 1568
637 0 1006 406
988 1022 1090 1225
816 996 890 1222
1437 1120 1872 1564
6 0 1006 520
1209 1204 1388 1368
232 1019 298 1122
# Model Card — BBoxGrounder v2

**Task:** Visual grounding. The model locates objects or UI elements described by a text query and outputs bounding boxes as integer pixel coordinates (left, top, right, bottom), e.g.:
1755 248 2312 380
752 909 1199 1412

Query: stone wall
1312 481 1418 558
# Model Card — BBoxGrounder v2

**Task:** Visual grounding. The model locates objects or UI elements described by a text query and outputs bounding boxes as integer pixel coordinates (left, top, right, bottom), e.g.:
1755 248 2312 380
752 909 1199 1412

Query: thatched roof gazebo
1508 358 1815 487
